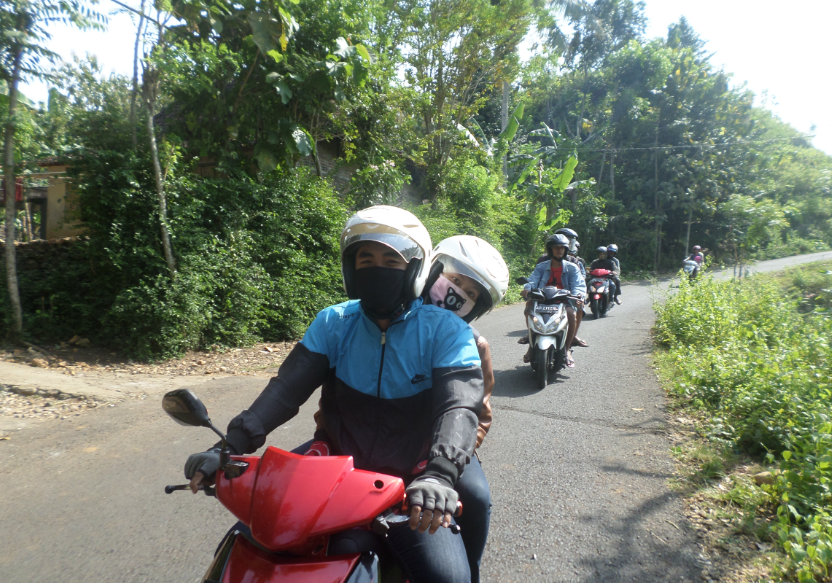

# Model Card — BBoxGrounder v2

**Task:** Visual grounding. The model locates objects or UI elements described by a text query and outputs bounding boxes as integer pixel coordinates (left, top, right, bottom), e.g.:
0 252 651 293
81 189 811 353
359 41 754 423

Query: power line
567 135 815 154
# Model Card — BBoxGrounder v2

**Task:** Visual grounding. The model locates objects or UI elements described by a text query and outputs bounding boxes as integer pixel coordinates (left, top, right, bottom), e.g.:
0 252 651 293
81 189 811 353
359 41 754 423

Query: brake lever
164 484 216 496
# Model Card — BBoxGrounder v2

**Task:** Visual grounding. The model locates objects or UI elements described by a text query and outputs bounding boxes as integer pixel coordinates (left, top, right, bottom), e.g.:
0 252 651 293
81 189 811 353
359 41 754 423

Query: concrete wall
43 166 84 239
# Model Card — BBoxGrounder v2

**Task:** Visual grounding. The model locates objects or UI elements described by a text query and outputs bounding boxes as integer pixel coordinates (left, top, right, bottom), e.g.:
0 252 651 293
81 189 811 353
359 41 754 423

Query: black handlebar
165 484 216 496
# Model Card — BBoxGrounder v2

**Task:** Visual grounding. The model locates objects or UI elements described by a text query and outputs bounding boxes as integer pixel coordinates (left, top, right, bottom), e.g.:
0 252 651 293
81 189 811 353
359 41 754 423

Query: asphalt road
1 251 830 583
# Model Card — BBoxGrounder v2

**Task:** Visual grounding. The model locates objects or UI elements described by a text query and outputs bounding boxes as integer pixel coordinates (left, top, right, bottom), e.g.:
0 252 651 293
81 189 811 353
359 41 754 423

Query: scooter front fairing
205 447 407 582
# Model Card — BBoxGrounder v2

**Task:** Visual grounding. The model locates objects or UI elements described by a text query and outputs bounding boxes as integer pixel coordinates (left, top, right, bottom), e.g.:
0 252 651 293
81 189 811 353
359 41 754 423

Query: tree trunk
4 45 24 339
653 127 660 272
595 147 607 196
130 0 146 149
313 145 323 177
684 203 692 257
143 65 176 280
609 147 615 199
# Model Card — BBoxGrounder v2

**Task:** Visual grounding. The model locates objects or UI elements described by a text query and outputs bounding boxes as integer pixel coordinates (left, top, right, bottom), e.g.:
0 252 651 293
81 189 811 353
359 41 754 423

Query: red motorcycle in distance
162 389 456 583
587 268 615 318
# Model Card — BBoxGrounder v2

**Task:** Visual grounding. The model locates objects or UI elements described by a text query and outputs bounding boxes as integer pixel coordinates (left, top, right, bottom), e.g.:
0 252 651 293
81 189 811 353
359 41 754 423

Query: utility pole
501 80 509 178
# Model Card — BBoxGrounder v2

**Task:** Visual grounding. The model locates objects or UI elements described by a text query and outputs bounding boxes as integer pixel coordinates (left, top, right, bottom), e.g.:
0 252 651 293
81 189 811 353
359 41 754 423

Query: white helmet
340 205 433 301
431 235 509 322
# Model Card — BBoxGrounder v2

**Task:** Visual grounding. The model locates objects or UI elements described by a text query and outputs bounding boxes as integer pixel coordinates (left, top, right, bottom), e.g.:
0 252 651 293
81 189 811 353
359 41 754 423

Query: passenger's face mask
353 266 407 316
430 276 474 317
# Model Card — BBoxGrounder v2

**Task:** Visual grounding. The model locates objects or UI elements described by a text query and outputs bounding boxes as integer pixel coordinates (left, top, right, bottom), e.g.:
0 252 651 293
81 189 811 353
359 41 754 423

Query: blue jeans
455 454 491 583
224 440 471 583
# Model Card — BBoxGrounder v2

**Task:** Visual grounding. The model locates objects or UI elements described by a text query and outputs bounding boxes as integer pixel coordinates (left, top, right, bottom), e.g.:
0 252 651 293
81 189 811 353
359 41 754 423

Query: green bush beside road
655 263 832 582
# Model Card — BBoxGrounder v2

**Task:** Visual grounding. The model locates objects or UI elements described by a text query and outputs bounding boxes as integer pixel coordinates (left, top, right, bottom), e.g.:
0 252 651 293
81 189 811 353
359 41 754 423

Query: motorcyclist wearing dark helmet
183 206 483 583
589 246 619 299
555 228 589 347
521 234 586 368
605 243 623 305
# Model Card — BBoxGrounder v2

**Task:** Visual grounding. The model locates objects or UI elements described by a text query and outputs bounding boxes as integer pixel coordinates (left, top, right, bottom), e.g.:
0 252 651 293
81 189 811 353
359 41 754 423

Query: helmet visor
342 227 425 263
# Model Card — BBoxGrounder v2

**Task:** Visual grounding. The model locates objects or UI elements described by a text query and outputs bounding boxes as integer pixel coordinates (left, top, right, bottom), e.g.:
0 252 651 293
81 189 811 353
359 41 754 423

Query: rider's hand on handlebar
189 471 214 494
576 297 584 308
184 448 221 493
405 476 458 535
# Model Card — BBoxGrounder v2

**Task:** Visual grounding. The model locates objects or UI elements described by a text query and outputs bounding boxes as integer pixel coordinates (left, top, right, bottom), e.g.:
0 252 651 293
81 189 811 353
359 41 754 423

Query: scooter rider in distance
555 228 589 348
605 243 623 305
589 246 618 299
183 206 484 583
521 234 586 368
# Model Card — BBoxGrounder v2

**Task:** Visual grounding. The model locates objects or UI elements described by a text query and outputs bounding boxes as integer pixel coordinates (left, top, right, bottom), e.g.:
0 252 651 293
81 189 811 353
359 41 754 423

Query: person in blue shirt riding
521 234 586 367
183 206 484 583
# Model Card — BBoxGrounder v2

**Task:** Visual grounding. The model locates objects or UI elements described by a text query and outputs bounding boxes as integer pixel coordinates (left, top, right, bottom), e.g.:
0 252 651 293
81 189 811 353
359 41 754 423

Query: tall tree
0 0 102 340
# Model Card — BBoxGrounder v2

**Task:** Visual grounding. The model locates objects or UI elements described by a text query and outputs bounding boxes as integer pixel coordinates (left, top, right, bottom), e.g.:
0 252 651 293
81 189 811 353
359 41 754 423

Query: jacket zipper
377 331 386 398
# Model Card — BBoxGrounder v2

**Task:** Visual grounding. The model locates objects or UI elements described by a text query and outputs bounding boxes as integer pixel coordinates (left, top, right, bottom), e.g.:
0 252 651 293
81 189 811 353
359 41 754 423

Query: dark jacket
224 298 484 486
589 258 617 273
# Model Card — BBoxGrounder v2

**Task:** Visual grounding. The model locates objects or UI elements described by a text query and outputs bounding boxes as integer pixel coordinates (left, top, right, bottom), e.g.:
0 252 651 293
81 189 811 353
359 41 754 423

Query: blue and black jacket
224 298 484 485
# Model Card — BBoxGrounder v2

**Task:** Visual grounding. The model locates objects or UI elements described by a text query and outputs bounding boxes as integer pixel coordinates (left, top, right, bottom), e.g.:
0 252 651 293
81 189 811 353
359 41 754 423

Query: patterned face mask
430 275 474 317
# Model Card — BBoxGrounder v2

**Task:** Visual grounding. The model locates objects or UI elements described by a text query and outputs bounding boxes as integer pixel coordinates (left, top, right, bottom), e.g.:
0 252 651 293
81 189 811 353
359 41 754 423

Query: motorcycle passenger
184 206 483 583
589 246 618 298
422 235 509 583
556 228 588 348
521 234 586 368
686 245 704 264
605 243 623 305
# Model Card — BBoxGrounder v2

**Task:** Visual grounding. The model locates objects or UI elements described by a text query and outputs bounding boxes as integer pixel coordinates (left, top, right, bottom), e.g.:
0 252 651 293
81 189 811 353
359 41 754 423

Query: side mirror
163 389 212 428
515 276 530 285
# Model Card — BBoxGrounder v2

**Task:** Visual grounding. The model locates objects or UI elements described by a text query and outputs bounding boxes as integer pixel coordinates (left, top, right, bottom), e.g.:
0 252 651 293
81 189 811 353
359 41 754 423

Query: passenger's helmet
432 236 510 322
546 234 570 256
606 243 618 255
693 245 701 252
555 228 579 253
340 206 432 301
596 246 608 255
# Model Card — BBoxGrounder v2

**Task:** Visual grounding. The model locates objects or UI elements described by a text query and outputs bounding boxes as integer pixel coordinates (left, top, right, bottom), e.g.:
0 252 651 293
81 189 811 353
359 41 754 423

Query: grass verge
654 261 832 583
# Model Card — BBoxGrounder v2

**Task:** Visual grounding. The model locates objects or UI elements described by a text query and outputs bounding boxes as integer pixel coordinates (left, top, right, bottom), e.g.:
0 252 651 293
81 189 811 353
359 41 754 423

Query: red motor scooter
162 389 457 583
587 268 615 318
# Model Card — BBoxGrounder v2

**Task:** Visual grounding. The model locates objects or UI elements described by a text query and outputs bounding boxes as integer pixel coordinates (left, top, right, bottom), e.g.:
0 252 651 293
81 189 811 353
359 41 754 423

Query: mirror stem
207 423 230 469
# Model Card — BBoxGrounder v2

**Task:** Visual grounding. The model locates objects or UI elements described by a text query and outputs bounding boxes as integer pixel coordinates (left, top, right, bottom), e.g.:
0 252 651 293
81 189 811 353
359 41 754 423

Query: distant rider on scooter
183 206 484 583
553 228 589 347
589 247 618 299
520 234 586 368
605 243 623 305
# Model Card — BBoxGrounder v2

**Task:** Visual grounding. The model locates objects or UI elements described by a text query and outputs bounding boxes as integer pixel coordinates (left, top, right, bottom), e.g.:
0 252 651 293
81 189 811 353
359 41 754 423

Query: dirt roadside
0 341 295 437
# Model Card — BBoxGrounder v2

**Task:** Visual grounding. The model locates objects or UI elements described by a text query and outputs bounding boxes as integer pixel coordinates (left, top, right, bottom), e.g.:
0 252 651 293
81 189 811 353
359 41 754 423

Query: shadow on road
492 366 572 398
574 486 701 583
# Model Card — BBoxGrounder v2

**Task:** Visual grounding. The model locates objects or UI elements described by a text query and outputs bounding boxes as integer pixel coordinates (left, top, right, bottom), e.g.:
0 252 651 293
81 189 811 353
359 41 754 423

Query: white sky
20 0 832 154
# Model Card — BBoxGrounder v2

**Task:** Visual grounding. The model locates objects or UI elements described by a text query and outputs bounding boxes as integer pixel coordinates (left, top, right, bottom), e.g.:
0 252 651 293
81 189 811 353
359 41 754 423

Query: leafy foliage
655 264 832 580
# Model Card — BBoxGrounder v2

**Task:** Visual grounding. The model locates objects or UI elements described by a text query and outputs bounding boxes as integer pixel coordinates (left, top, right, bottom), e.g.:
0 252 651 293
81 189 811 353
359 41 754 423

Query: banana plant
457 102 525 158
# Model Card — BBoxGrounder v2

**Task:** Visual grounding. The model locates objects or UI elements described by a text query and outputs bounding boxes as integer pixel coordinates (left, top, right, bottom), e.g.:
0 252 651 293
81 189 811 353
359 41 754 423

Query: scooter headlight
532 316 544 332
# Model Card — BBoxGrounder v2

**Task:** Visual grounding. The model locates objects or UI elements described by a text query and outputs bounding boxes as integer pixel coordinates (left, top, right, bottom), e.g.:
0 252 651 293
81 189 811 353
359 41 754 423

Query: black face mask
353 266 407 317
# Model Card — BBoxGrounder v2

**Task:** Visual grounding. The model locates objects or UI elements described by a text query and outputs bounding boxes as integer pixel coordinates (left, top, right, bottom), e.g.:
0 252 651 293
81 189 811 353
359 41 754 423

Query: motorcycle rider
308 234 507 583
521 234 586 368
686 245 704 264
556 228 589 348
422 235 508 583
605 243 623 305
530 229 588 347
589 246 618 299
184 206 483 583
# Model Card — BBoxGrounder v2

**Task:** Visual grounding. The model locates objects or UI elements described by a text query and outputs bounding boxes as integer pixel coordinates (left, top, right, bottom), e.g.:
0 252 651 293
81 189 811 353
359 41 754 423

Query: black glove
406 475 459 518
184 447 221 480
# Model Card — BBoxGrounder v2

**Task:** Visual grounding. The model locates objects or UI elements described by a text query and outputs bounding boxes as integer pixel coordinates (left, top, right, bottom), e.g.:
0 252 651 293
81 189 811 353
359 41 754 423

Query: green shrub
7 151 348 358
655 267 832 580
